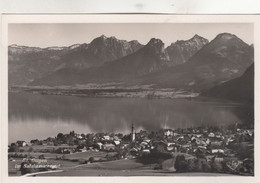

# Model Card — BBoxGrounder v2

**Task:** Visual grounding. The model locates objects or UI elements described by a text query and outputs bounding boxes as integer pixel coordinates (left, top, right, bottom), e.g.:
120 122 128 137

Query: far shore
8 85 243 104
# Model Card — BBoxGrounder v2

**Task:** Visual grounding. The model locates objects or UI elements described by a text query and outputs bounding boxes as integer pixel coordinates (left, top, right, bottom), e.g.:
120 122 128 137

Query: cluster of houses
10 125 254 164
8 124 254 176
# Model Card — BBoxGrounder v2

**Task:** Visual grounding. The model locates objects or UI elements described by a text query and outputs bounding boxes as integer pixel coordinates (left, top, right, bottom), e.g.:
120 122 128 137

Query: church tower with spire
131 123 135 142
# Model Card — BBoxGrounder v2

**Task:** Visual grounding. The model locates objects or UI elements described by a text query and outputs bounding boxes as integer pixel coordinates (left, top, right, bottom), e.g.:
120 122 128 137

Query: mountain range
8 35 143 85
9 34 209 86
135 33 254 91
9 33 254 102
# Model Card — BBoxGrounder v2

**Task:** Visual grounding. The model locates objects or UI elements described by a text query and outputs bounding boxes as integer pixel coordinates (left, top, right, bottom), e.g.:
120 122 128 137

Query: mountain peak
129 40 140 44
69 44 81 50
173 35 208 45
91 35 110 43
98 35 119 41
202 32 249 54
100 34 108 39
147 38 164 49
9 44 19 47
92 35 124 45
215 33 237 40
191 34 204 41
146 38 165 54
9 44 27 48
143 38 169 61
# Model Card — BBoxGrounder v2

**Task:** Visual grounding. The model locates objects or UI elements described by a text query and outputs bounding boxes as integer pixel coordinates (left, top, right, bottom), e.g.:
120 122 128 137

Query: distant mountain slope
11 33 253 93
166 34 209 65
136 33 254 91
60 35 143 69
8 45 70 85
29 35 209 86
30 38 172 85
8 36 143 85
200 63 254 103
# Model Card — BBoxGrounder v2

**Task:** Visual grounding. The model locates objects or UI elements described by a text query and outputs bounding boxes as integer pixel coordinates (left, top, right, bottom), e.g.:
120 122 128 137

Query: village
8 123 254 176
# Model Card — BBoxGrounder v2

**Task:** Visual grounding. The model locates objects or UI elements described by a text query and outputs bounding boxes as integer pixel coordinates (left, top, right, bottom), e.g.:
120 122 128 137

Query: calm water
8 92 249 143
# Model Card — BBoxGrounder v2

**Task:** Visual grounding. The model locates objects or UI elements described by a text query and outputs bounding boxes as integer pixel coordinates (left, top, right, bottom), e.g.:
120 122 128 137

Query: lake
8 92 251 143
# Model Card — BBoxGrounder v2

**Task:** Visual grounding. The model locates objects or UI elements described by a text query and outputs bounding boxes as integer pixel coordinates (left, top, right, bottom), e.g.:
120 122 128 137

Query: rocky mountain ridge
9 33 253 95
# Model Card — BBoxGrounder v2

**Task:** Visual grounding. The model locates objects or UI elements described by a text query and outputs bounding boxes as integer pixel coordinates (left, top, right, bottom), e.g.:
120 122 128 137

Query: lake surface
8 92 250 143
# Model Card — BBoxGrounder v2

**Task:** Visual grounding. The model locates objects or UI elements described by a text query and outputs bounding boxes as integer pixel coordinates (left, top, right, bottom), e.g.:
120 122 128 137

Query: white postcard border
1 14 259 183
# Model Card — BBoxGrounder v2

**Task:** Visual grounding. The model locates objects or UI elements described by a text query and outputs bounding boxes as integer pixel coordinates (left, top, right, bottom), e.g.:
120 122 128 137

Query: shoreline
8 88 243 105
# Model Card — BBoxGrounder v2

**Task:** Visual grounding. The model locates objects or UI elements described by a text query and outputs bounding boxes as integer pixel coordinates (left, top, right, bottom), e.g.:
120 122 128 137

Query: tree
57 133 64 139
211 159 223 173
196 158 210 172
195 148 206 159
154 143 167 154
116 133 123 139
89 157 94 163
187 159 196 172
9 143 19 152
148 131 156 140
39 154 45 159
122 134 131 142
76 144 85 150
30 139 39 145
174 155 188 172
20 162 36 175
28 147 34 152
69 131 75 137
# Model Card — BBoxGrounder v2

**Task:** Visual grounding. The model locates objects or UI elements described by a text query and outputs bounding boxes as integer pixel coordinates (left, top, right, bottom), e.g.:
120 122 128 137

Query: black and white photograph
2 15 257 178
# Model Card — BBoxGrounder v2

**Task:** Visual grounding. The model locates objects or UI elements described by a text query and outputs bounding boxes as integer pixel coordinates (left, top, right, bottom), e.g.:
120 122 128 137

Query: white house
212 149 224 154
208 132 215 138
102 136 110 141
113 140 120 146
164 129 174 137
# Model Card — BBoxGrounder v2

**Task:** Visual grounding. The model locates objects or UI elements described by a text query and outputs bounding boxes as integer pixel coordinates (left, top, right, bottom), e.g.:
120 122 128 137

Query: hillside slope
201 63 254 103
136 33 254 91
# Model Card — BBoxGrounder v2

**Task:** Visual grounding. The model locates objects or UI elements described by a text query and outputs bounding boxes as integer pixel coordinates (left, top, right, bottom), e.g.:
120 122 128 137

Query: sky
8 23 253 48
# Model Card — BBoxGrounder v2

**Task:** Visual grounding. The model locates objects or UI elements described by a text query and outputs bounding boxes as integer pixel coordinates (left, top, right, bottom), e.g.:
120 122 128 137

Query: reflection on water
9 92 245 143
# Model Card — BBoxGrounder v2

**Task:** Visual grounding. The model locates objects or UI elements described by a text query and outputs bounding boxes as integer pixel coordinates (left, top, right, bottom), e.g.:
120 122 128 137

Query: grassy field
85 159 145 170
19 145 77 152
8 159 23 176
9 152 61 159
37 159 157 176
64 151 116 161
8 157 81 176
8 150 116 176
9 149 112 160
9 151 238 177
36 159 237 176
10 156 239 177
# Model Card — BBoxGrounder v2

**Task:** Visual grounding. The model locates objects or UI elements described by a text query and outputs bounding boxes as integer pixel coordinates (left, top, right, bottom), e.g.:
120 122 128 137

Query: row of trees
174 154 254 175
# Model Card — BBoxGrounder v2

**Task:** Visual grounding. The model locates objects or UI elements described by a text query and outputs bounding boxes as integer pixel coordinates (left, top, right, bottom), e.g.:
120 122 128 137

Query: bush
28 147 34 152
154 164 162 170
20 162 36 175
196 158 210 172
89 157 94 163
174 155 188 172
80 160 88 164
8 145 19 152
187 159 196 172
38 154 45 159
210 160 223 173
137 151 172 164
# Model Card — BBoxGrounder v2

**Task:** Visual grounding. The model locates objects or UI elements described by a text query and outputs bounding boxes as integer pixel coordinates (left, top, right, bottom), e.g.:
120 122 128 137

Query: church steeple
131 123 135 142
